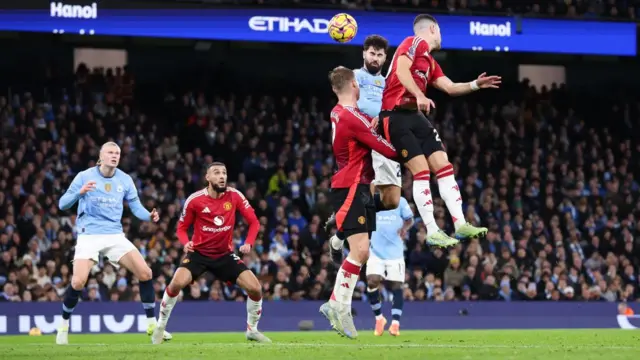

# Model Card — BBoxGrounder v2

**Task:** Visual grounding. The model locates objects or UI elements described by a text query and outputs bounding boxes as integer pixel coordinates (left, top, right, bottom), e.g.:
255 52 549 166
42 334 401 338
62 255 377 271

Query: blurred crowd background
1 1 640 306
212 0 640 19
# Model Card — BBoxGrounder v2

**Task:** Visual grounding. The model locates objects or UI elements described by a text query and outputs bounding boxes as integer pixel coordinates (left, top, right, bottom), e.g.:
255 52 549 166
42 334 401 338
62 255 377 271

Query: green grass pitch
1 330 639 360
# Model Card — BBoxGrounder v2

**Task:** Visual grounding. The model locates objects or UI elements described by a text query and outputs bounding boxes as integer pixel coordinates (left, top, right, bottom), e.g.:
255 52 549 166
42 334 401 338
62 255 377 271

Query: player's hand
476 73 501 89
398 228 408 239
184 241 194 253
416 95 435 114
371 116 379 130
150 208 159 222
79 181 97 195
239 244 252 254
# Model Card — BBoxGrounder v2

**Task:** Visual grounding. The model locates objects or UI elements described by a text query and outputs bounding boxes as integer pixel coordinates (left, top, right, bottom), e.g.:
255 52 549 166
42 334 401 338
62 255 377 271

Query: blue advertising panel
0 3 635 56
1 301 638 334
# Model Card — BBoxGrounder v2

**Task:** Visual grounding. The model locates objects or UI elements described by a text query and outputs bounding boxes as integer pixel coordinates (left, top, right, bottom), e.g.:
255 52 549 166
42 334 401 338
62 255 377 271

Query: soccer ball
328 13 358 43
28 327 42 336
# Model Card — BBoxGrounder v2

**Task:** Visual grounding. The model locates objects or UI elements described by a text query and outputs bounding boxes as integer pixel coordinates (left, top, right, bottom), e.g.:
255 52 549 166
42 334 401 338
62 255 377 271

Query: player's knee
352 246 370 263
170 269 192 289
382 195 400 209
246 284 262 299
391 282 403 291
70 275 88 290
138 266 153 282
428 152 450 172
367 277 381 289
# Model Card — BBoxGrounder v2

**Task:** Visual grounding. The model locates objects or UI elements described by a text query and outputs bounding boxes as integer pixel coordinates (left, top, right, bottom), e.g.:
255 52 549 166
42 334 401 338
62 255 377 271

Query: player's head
362 35 388 74
206 162 227 193
98 141 121 168
329 66 359 99
413 14 441 50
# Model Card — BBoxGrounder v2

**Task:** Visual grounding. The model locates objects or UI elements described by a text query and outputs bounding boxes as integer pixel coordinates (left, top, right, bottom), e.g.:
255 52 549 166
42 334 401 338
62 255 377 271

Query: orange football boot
373 317 387 336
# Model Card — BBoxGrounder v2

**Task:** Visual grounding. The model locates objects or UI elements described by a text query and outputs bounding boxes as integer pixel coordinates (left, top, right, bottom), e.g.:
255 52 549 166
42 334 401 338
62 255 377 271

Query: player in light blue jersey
327 35 405 262
55 142 171 345
366 196 413 337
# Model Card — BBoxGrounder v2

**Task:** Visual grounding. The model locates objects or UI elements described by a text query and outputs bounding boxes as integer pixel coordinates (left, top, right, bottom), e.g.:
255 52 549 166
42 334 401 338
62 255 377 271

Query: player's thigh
372 151 402 195
332 184 371 236
178 251 210 283
419 122 447 160
212 252 251 286
116 245 152 281
235 269 262 296
73 234 104 263
382 111 423 163
365 253 386 280
376 184 401 209
71 259 95 288
383 258 405 283
170 267 194 289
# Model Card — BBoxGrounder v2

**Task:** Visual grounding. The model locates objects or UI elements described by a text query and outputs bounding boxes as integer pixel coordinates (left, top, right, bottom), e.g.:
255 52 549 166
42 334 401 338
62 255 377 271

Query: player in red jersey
320 66 398 340
379 14 500 245
151 162 271 344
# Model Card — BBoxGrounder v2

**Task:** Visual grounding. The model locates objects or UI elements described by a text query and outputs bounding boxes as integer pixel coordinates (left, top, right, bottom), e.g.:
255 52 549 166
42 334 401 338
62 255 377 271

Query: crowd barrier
0 301 638 334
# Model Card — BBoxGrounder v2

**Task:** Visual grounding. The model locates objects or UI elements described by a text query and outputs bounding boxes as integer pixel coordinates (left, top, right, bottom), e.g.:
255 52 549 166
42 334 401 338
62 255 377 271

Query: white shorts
74 233 136 263
372 151 402 187
366 253 405 283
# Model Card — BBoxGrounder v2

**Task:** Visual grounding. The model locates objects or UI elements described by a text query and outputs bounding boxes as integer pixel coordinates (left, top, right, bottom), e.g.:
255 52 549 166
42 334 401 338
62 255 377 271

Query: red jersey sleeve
397 36 429 62
428 59 445 84
345 107 398 160
232 189 260 246
176 196 196 245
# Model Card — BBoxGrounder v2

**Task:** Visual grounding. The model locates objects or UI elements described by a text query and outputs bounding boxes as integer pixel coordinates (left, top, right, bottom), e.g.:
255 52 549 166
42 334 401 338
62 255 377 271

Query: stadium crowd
234 0 640 20
0 62 639 306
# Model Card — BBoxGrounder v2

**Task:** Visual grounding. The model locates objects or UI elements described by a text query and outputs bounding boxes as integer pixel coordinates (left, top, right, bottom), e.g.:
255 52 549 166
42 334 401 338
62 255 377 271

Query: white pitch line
10 343 640 350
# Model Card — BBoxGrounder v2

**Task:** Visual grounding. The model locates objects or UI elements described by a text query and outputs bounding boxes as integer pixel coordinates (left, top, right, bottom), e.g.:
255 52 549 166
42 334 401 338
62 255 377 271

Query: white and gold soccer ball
328 13 358 43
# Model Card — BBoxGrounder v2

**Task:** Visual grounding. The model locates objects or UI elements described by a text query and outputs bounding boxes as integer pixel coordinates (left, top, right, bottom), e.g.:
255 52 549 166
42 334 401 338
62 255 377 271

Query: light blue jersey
370 197 413 260
59 167 150 235
354 67 384 118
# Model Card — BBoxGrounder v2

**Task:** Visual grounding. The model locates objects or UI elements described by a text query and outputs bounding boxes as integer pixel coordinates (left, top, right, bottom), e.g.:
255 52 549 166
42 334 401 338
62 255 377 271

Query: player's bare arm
432 72 501 96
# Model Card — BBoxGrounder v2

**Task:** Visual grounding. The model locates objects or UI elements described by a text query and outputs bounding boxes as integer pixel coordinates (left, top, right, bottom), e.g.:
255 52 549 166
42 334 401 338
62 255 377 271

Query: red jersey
381 36 445 110
330 104 397 188
177 187 259 259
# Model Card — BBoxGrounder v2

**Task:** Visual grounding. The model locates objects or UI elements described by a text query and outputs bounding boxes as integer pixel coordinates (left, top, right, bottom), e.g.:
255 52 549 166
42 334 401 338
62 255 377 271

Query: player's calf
366 275 386 336
236 270 271 343
119 250 158 329
57 259 93 345
389 282 403 336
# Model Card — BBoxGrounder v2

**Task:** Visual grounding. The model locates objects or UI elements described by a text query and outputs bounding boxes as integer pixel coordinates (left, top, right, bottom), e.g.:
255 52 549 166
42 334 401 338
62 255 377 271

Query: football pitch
1 330 639 360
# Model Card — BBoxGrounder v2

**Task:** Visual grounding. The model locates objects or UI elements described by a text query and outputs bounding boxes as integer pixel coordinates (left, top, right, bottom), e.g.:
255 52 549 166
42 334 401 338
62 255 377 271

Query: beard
210 183 227 193
364 61 381 74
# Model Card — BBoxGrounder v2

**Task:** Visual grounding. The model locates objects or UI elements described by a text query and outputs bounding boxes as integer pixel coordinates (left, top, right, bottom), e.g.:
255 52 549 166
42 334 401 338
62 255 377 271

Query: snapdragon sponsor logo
248 16 329 34
50 2 98 19
202 225 232 233
469 21 511 37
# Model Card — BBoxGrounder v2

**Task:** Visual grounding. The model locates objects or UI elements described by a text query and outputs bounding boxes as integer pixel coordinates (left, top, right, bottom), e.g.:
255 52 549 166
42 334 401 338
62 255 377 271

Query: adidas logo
202 207 211 213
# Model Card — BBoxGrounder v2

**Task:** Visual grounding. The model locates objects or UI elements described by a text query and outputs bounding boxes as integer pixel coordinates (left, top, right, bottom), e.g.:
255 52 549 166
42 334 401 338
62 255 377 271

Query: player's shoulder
114 168 133 182
399 196 409 206
343 105 371 124
226 186 246 200
77 167 96 178
185 188 208 207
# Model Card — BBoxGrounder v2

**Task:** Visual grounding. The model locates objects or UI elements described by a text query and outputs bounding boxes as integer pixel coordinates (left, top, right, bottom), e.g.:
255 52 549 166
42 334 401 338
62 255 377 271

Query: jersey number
433 129 441 142
231 253 241 262
331 121 336 144
396 164 401 178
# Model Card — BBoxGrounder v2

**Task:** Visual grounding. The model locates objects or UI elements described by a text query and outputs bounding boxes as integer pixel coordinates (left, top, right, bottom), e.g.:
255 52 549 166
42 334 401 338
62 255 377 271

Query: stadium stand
0 59 638 304
0 0 638 305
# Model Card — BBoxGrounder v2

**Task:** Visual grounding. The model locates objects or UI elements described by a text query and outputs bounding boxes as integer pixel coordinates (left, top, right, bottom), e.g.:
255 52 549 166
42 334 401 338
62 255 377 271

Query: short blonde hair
97 141 120 165
328 66 355 93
